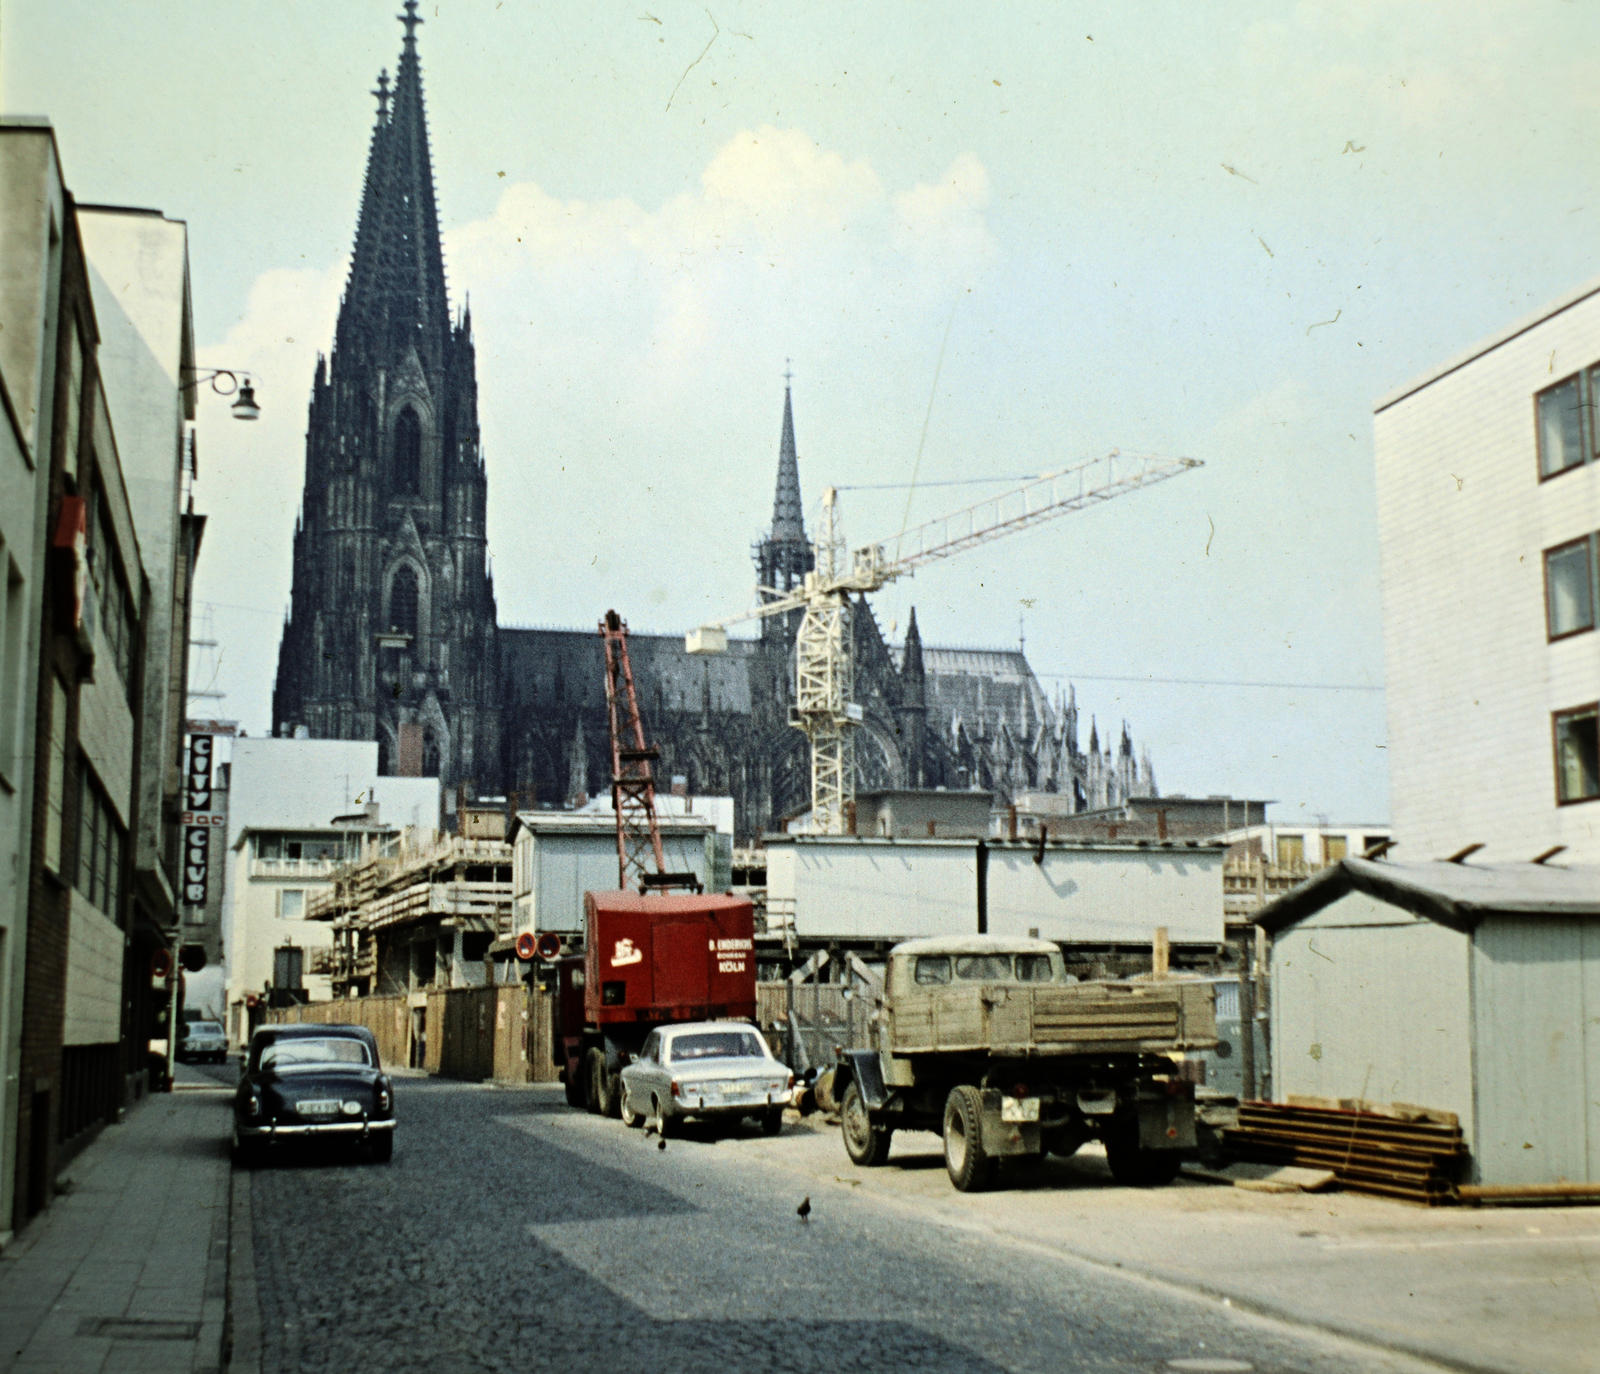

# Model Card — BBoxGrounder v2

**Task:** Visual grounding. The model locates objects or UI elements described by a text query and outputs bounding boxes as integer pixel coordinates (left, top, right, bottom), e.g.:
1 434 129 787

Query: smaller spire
372 69 391 122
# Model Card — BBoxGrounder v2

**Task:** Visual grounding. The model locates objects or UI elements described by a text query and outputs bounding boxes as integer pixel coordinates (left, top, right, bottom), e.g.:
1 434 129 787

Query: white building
1374 279 1600 862
223 738 438 1046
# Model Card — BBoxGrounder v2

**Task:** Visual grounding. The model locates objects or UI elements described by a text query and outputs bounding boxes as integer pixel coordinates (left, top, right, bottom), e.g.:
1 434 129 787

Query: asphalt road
235 1080 1447 1374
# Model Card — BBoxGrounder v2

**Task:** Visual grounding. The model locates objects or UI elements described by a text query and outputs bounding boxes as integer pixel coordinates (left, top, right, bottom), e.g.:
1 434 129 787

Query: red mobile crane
552 612 757 1114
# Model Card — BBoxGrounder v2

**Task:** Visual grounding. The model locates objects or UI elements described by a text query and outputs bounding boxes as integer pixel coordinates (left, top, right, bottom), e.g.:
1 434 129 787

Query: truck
831 935 1217 1191
555 889 758 1115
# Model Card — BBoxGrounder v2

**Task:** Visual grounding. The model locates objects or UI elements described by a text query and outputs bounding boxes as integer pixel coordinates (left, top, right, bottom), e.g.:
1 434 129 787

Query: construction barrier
270 984 560 1085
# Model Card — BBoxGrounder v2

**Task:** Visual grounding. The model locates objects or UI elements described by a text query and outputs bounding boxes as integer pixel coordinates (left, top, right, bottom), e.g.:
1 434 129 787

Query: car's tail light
246 1093 262 1120
786 1073 795 1090
670 1079 681 1097
377 1083 391 1113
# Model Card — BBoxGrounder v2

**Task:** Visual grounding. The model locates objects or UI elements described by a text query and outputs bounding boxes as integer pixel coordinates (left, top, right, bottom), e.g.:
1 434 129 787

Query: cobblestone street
238 1080 1445 1374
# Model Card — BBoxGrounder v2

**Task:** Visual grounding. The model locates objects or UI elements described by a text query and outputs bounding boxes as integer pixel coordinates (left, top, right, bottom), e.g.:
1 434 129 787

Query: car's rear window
669 1031 767 1063
188 1022 223 1034
258 1037 371 1070
915 956 952 985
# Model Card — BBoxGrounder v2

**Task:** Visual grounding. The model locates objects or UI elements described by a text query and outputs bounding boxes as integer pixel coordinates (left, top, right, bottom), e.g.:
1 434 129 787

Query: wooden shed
1258 857 1600 1188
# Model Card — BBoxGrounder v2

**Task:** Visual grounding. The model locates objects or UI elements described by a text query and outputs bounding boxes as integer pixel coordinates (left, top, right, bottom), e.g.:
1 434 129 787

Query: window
1015 953 1056 983
1 554 23 785
388 565 418 637
76 764 125 918
1545 536 1597 640
1538 374 1585 479
44 676 67 874
1276 834 1305 867
1323 835 1348 863
913 955 951 986
279 889 305 920
667 1030 767 1062
954 954 1011 981
272 946 304 990
89 490 135 695
1555 705 1600 804
393 407 421 494
61 326 83 483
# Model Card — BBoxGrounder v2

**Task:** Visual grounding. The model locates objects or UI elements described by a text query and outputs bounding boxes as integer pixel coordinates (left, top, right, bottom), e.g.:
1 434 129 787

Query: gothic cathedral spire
754 374 815 645
273 5 502 795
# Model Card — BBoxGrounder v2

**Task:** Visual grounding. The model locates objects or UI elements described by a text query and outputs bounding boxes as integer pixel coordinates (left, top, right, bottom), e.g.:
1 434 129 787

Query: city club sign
181 733 220 906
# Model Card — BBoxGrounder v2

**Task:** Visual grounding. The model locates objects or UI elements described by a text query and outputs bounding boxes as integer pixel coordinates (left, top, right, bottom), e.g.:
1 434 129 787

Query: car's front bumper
238 1118 396 1138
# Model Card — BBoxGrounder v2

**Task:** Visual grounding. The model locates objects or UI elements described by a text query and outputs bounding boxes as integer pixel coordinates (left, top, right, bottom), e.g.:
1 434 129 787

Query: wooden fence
271 985 560 1085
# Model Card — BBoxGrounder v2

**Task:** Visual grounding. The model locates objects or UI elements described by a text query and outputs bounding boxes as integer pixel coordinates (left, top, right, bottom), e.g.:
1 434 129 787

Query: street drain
1167 1361 1254 1373
76 1317 201 1341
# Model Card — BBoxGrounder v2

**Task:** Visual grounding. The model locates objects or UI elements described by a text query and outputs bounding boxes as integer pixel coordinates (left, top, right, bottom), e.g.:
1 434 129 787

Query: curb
225 1162 262 1373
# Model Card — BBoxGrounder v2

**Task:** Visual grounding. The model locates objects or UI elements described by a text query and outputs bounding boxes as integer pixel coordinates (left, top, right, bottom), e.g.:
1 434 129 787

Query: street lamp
182 367 261 421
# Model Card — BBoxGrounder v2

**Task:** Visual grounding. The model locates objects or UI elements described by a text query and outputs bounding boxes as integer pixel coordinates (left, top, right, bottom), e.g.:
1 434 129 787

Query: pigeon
658 1137 667 1152
796 1196 811 1223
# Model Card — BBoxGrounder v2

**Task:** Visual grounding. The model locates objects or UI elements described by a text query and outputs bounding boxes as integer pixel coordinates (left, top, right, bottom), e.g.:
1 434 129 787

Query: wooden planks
1223 1101 1468 1205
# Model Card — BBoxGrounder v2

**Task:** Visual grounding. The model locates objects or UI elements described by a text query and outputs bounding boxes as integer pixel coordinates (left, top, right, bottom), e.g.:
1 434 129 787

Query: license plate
1001 1097 1041 1123
297 1099 339 1116
728 1081 752 1095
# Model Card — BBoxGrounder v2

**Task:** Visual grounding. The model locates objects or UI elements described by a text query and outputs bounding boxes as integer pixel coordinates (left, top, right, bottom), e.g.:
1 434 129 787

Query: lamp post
181 367 261 420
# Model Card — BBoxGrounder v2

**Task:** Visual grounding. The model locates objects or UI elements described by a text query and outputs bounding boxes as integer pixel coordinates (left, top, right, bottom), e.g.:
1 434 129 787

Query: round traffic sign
535 932 563 961
515 932 537 962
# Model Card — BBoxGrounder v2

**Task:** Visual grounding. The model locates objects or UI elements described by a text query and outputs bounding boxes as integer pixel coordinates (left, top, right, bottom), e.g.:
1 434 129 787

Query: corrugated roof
1256 857 1600 934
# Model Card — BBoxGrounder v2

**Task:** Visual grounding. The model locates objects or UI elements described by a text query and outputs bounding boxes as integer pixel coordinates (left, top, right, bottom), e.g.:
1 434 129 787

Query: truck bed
889 979 1217 1058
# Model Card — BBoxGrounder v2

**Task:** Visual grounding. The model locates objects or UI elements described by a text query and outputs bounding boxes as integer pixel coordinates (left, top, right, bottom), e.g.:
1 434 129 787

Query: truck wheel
840 1082 893 1166
620 1082 643 1128
584 1049 605 1114
596 1061 622 1119
563 1064 585 1109
943 1085 995 1192
1103 1119 1183 1187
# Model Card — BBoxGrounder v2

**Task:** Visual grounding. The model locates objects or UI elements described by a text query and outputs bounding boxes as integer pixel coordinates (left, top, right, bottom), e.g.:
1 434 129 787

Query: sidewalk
0 1084 232 1374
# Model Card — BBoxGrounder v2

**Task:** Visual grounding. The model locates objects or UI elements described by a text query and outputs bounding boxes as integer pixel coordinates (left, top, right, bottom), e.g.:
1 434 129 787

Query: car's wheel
620 1082 643 1128
761 1107 784 1137
1103 1117 1183 1187
943 1085 996 1192
840 1081 893 1166
651 1095 672 1139
563 1063 585 1108
369 1132 394 1164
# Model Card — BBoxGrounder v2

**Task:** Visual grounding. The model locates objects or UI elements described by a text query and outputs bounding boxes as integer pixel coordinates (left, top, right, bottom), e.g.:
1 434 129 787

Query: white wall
772 840 980 941
987 845 1223 945
1375 283 1600 863
513 818 713 934
1271 891 1476 1145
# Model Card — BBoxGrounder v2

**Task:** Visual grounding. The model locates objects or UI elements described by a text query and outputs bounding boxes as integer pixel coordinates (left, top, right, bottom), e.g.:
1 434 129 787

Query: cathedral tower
272 3 501 789
753 381 814 646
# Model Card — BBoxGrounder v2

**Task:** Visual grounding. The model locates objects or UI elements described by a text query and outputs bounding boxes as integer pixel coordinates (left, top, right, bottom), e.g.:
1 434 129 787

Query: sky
5 0 1598 828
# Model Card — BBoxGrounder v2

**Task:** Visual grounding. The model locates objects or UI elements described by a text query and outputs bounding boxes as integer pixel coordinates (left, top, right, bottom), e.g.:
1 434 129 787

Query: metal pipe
1458 1183 1600 1203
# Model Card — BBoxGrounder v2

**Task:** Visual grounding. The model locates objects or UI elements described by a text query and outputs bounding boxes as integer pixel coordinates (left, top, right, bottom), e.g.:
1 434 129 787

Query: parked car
179 1021 229 1064
619 1021 793 1136
233 1024 395 1166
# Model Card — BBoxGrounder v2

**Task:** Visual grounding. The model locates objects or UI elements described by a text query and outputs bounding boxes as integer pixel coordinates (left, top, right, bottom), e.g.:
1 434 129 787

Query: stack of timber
1222 1099 1468 1205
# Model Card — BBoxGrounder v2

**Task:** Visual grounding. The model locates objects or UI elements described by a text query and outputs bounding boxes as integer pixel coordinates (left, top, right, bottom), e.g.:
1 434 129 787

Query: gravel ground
244 1080 1451 1374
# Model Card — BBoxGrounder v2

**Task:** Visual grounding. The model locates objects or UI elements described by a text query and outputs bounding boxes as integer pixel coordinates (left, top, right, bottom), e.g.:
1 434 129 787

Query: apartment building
1374 277 1600 862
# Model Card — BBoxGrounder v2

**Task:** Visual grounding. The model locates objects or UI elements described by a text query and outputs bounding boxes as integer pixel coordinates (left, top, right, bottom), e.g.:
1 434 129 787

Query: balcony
250 856 343 880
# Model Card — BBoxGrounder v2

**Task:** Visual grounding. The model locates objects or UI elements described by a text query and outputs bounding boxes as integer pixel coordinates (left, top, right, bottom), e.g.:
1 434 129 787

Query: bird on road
658 1137 667 1152
797 1196 811 1223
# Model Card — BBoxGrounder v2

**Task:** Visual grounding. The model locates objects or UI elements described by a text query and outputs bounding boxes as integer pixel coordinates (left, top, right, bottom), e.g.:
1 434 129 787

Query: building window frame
44 675 69 875
278 889 305 921
1553 703 1600 805
1543 533 1598 642
1536 368 1598 481
75 761 125 919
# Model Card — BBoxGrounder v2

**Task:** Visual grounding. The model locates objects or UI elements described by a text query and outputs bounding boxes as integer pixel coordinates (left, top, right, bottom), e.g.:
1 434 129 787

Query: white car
619 1021 793 1137
180 1020 229 1064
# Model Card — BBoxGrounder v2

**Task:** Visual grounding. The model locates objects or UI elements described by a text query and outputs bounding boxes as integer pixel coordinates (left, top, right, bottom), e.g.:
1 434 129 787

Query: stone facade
273 9 1158 844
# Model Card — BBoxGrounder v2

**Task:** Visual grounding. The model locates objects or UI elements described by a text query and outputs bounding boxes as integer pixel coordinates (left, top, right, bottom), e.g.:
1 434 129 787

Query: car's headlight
341 1100 362 1116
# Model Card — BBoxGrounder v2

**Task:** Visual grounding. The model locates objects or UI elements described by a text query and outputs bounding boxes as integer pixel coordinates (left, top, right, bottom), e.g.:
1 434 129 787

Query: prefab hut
1258 857 1600 1189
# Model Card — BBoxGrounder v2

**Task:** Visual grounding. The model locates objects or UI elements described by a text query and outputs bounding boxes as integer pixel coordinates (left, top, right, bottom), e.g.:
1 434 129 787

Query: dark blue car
233 1024 396 1166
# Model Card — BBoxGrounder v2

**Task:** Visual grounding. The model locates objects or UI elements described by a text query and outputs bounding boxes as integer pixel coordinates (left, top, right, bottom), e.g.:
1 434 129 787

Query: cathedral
271 7 1158 843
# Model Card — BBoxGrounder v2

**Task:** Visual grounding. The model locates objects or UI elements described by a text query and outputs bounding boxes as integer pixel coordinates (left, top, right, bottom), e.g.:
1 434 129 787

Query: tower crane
686 450 1202 835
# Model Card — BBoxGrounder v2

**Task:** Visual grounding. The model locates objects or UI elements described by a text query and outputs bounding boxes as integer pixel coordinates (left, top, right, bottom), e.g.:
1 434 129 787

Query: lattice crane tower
687 451 1203 835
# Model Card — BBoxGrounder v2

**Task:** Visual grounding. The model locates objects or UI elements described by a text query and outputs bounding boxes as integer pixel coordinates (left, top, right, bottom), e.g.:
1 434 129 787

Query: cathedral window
423 729 441 777
394 406 422 494
388 565 419 638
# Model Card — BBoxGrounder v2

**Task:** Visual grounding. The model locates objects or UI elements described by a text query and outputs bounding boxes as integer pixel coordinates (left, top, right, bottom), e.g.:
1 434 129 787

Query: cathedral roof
337 0 452 369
